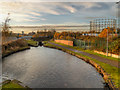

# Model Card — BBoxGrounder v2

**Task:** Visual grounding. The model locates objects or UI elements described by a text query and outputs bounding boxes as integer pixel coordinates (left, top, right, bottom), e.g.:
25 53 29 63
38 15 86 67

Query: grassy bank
2 39 30 58
2 40 32 89
26 39 38 47
44 41 119 89
50 41 119 61
2 80 31 89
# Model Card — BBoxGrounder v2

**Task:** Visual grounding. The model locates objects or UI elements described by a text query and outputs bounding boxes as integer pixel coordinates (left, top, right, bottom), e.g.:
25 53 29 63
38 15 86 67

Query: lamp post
106 26 108 56
116 1 120 32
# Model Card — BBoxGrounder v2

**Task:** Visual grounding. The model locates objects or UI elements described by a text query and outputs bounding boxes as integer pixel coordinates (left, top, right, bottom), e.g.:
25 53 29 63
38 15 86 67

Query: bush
2 39 29 55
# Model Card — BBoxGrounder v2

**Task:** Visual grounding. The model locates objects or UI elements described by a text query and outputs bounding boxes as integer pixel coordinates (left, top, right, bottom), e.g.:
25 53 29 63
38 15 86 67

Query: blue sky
0 2 117 26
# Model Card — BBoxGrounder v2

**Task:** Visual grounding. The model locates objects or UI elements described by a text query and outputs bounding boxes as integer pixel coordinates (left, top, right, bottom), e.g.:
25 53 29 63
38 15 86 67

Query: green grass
1 80 30 89
84 50 119 61
44 42 120 88
2 82 25 88
26 39 38 47
74 51 119 88
50 41 119 61
42 41 49 44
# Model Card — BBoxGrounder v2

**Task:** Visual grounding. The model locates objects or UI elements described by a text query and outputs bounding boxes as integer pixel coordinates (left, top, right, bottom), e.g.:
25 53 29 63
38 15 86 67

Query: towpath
49 42 119 68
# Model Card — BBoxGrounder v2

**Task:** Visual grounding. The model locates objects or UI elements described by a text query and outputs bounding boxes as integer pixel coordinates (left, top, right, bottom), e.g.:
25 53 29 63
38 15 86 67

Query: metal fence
73 39 91 49
73 38 106 50
73 38 115 54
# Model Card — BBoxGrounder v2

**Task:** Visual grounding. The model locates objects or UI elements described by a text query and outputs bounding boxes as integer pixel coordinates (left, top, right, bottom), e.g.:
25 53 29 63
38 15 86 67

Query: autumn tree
54 32 60 39
99 27 113 38
117 28 120 34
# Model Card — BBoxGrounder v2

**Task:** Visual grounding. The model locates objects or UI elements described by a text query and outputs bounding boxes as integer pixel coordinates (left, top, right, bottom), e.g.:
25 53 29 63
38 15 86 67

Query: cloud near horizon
0 2 116 26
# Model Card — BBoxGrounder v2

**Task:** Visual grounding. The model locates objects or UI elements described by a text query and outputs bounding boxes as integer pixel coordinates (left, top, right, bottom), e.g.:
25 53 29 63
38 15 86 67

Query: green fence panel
73 39 92 49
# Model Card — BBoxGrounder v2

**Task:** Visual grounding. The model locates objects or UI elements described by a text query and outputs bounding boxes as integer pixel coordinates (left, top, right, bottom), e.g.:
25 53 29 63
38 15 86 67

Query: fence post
80 40 82 48
84 41 86 49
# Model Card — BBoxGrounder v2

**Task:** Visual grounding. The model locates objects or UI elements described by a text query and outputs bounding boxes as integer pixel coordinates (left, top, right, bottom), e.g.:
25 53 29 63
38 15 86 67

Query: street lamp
106 23 109 57
116 1 120 30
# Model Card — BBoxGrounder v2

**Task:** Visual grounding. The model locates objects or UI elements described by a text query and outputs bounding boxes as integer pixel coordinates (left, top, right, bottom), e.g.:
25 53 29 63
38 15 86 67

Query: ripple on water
2 47 105 88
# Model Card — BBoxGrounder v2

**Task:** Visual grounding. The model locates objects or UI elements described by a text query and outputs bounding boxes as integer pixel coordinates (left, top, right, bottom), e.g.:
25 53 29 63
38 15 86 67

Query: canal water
2 47 105 88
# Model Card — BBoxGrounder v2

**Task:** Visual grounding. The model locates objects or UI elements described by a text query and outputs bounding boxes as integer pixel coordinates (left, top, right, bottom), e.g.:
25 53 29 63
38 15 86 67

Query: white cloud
80 2 101 9
22 18 38 22
0 2 78 16
63 22 89 25
41 18 46 21
0 0 118 2
29 12 42 16
0 2 115 25
60 3 77 13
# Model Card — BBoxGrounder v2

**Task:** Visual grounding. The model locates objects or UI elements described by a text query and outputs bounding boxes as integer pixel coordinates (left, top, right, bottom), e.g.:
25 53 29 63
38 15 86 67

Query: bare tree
2 13 11 42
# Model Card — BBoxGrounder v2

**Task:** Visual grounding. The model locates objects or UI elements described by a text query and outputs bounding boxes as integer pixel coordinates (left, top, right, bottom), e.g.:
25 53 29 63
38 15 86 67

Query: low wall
94 50 119 58
55 40 73 46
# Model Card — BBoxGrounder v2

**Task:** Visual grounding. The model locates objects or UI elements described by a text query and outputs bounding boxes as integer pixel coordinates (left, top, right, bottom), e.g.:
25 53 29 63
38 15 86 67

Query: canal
2 46 105 88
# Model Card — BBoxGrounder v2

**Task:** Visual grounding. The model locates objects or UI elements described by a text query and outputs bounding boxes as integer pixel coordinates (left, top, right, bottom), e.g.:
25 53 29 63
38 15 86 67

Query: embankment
43 43 116 90
2 39 30 58
2 79 31 89
26 40 39 47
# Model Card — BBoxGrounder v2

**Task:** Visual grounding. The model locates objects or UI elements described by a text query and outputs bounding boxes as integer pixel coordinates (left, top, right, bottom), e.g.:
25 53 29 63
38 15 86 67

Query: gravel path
49 42 119 68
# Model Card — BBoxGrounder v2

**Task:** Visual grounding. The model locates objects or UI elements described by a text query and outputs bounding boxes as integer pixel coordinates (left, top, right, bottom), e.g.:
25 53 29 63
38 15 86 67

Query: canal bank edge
1 39 117 89
2 46 30 58
1 39 36 89
2 39 41 58
2 79 32 89
2 39 31 58
43 44 116 90
26 40 39 47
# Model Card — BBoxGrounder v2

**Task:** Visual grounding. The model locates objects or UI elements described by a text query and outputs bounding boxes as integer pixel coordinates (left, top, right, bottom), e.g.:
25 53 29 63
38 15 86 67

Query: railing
73 39 91 49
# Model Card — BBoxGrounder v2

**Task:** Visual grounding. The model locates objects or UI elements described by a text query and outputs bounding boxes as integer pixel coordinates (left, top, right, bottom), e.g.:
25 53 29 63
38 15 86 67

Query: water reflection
2 47 105 88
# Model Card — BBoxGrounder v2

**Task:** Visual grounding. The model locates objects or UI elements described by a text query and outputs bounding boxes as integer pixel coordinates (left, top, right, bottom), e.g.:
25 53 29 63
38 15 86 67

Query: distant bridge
32 36 52 42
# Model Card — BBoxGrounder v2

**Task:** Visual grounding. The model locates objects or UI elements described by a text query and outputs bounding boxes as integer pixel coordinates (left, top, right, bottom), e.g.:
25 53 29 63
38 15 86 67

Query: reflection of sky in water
0 75 2 84
0 29 1 84
2 47 104 88
0 61 2 84
0 28 1 45
2 74 14 83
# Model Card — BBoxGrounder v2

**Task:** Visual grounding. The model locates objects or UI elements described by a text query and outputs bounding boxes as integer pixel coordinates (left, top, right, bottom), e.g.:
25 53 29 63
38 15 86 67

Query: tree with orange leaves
54 32 60 39
99 27 113 38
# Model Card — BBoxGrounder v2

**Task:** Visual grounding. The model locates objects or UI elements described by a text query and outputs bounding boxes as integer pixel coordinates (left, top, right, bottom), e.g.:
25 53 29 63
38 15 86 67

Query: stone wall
55 40 73 46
